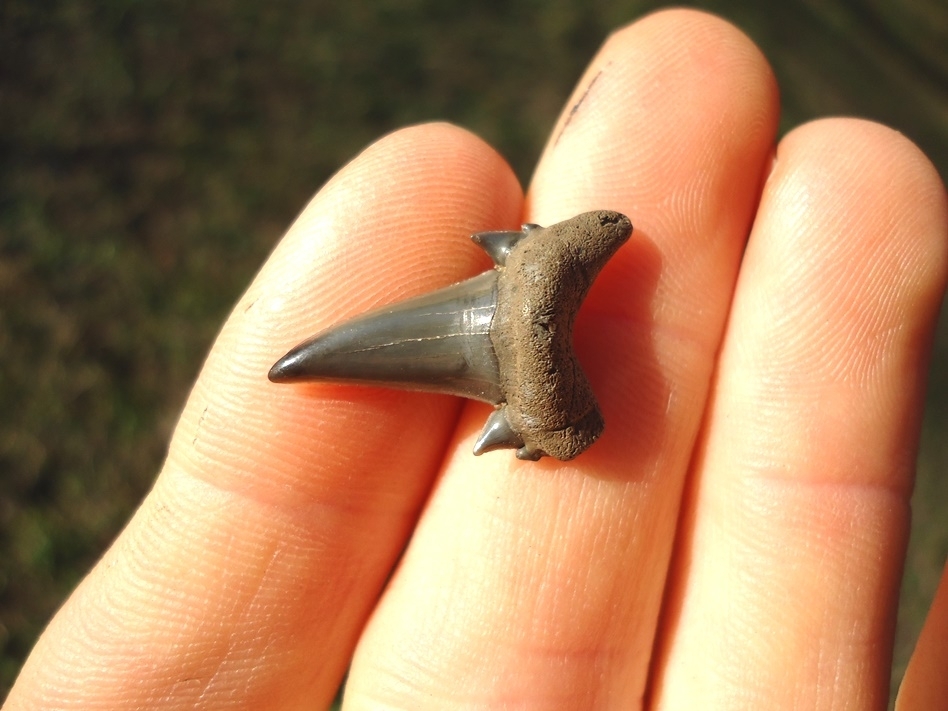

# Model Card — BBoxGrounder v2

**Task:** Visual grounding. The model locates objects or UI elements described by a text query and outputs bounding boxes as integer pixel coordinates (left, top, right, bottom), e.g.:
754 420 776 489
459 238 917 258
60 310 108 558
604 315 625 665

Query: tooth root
269 271 503 404
489 210 631 461
472 407 524 455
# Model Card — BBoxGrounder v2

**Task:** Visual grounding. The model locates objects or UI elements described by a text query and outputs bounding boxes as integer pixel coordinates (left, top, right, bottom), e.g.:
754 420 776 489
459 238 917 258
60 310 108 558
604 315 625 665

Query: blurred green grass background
1 0 945 704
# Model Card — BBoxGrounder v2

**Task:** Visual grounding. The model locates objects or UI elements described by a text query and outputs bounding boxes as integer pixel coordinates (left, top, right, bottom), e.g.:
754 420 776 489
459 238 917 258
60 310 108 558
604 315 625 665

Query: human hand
7 9 947 710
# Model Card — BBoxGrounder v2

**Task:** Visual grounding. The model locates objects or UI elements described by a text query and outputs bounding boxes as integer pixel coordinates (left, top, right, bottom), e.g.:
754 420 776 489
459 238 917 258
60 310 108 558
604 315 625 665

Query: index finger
6 124 522 709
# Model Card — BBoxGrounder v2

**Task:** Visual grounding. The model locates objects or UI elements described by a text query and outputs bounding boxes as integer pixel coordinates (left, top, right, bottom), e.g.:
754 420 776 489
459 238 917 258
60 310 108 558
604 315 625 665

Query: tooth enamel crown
270 210 633 461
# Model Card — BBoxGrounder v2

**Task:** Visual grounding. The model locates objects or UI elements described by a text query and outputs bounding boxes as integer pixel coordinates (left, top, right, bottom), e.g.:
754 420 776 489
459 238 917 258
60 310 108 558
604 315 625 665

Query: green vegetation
2 0 945 703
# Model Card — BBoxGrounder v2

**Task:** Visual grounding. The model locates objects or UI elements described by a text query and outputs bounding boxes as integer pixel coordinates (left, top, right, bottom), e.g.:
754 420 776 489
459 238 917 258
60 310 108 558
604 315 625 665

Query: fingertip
531 6 779 238
772 117 948 325
269 121 523 306
606 7 772 70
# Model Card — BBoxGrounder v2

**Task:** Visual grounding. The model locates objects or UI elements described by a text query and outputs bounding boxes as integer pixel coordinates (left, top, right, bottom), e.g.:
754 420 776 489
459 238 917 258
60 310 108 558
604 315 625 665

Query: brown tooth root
269 210 632 462
487 210 632 460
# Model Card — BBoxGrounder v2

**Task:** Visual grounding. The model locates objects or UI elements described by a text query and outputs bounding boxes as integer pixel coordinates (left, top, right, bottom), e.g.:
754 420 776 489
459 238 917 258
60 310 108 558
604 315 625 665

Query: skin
6 9 948 711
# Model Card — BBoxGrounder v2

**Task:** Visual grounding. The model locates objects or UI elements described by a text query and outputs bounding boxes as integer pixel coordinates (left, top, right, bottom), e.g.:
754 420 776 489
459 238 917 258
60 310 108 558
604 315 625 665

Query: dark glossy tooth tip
472 407 524 455
267 335 340 383
268 271 504 403
268 350 308 382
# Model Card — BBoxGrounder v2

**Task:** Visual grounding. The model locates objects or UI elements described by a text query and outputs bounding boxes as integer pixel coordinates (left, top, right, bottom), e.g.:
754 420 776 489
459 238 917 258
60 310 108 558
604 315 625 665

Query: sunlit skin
6 9 947 710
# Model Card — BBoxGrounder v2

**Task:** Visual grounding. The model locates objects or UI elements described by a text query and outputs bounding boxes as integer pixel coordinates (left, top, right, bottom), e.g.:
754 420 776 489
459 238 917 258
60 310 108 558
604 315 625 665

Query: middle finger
345 9 778 708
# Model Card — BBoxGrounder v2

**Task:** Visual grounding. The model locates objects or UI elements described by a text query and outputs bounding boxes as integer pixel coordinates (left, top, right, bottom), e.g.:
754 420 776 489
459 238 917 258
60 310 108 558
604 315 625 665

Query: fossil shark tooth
270 209 633 461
